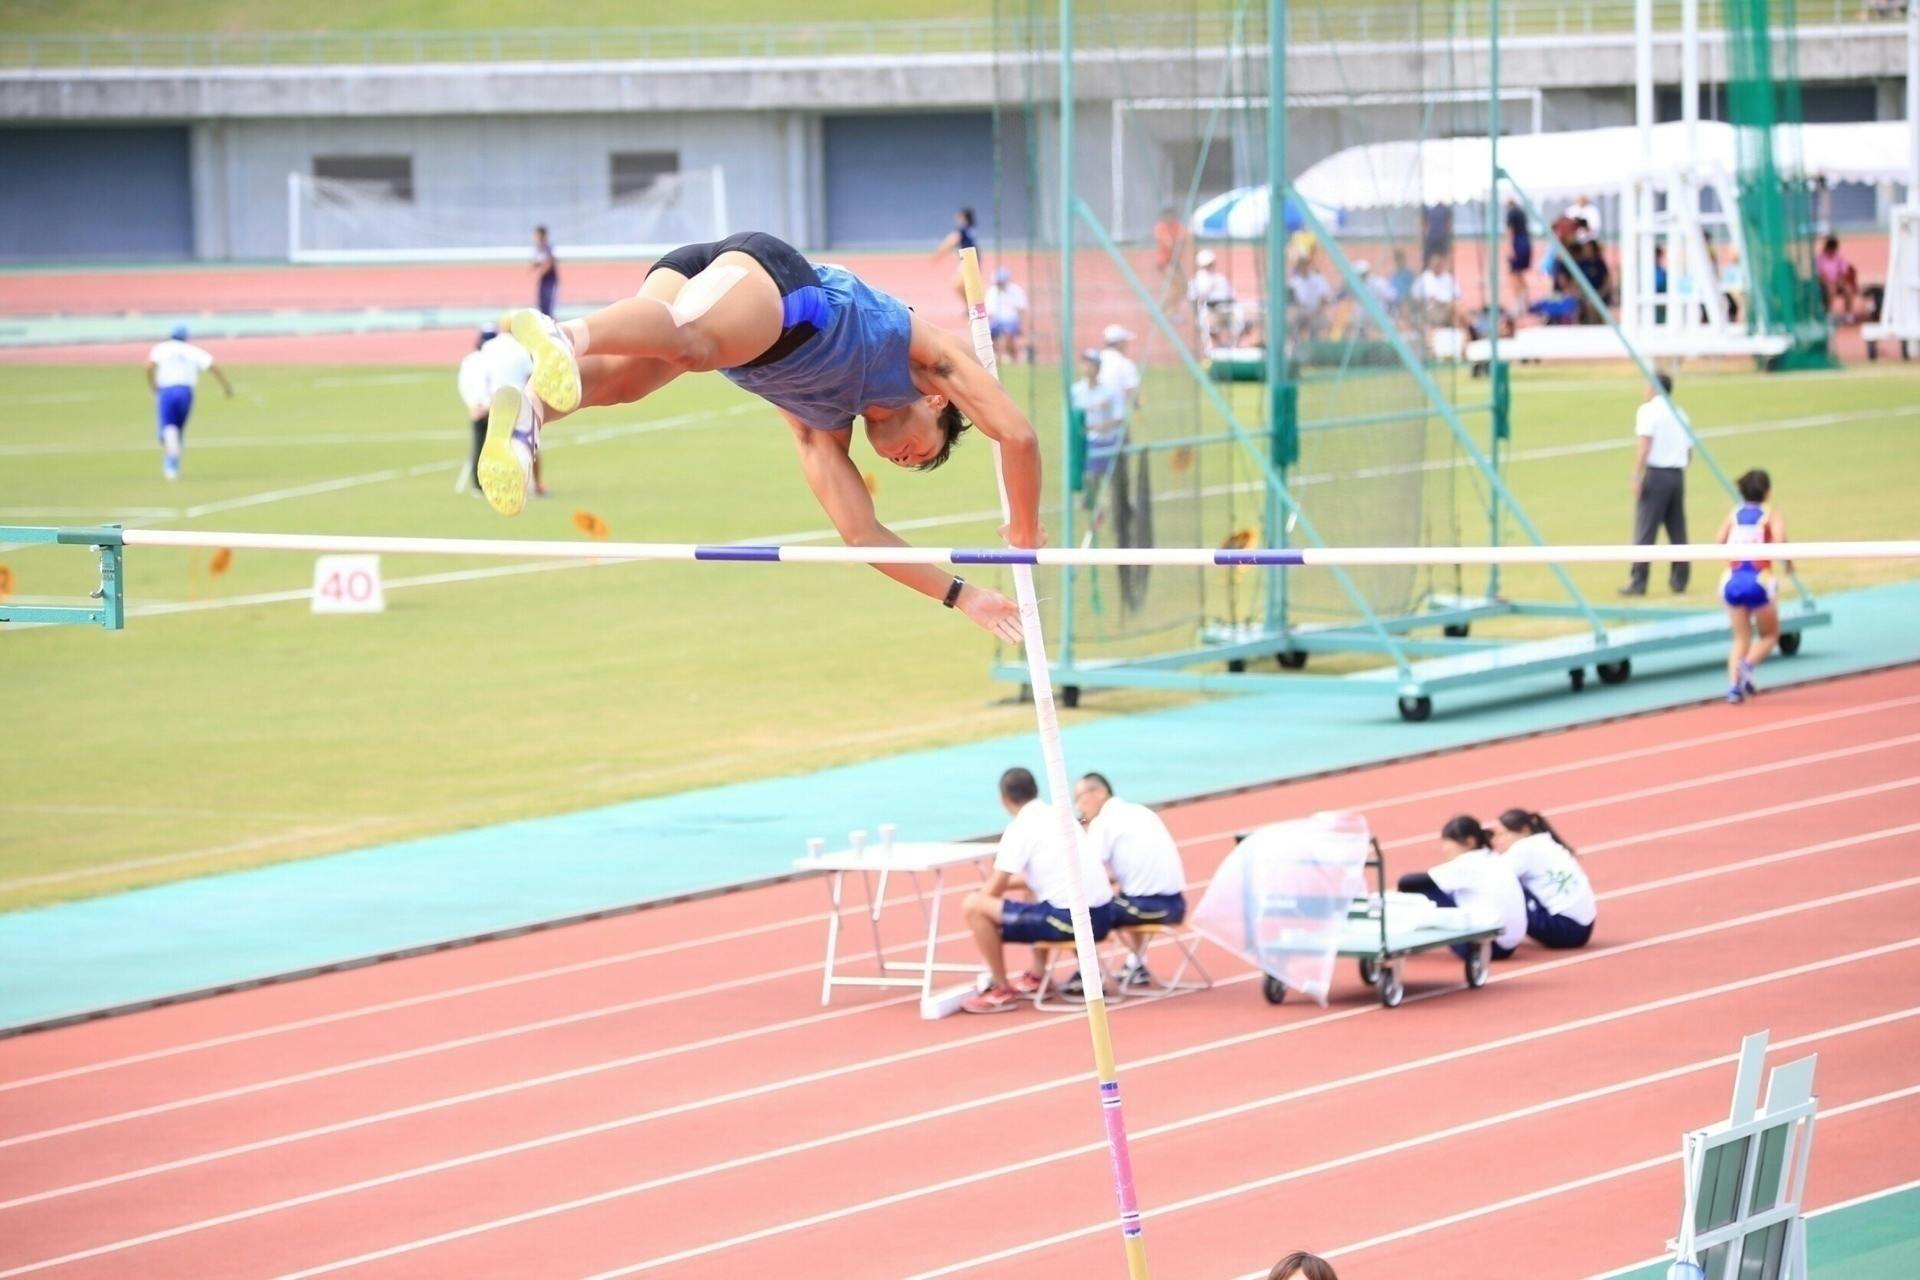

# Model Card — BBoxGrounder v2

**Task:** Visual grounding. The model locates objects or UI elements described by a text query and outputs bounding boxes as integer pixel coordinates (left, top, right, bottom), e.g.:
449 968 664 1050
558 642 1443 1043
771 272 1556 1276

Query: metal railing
0 3 1898 70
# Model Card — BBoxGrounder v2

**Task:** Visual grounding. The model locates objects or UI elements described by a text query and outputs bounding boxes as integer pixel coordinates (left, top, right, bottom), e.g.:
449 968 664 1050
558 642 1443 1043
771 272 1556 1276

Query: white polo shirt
995 799 1113 912
480 333 535 397
1502 833 1596 926
1086 797 1186 897
148 340 213 389
1428 848 1528 952
1635 398 1692 469
457 351 490 415
1097 349 1140 413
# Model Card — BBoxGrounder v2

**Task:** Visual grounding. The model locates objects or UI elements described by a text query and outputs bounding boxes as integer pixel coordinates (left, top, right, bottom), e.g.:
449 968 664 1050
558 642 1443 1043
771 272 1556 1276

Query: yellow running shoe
506 309 581 415
476 383 538 517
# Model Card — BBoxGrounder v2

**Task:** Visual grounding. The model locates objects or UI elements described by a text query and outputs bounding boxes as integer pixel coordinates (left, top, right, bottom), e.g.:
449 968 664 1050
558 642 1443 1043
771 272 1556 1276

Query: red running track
1 667 1918 1279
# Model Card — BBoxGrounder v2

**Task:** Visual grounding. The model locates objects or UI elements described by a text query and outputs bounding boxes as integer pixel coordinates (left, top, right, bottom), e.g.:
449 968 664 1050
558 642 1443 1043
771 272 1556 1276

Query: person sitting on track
1268 1251 1339 1280
478 231 1042 644
1073 771 1187 989
1398 815 1528 960
961 767 1115 1014
1489 808 1595 950
1716 467 1791 705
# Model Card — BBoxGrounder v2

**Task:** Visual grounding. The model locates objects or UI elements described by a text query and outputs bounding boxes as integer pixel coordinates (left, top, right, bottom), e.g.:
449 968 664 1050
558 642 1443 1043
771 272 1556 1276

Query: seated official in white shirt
1397 814 1528 959
962 767 1115 1014
1490 808 1596 949
1073 772 1187 927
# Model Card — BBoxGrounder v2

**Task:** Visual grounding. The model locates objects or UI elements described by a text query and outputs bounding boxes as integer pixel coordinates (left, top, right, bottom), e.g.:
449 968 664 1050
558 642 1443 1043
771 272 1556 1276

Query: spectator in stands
1397 816 1527 960
1653 243 1670 324
1388 249 1417 319
1565 193 1602 244
1816 236 1861 323
1422 203 1452 264
1098 324 1142 422
1269 1253 1339 1280
1288 248 1334 340
531 226 559 318
1624 372 1691 596
145 324 233 482
1490 809 1595 949
961 767 1115 1014
1154 204 1189 305
1575 239 1613 322
932 206 979 313
1352 259 1400 325
1189 249 1237 345
986 267 1030 364
1072 348 1126 511
1412 252 1463 329
1505 198 1533 311
1073 772 1188 988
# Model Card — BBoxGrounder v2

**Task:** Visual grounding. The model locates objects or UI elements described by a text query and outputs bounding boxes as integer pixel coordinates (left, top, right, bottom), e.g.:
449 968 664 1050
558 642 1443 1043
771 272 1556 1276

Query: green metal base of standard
996 599 1831 720
0 525 125 630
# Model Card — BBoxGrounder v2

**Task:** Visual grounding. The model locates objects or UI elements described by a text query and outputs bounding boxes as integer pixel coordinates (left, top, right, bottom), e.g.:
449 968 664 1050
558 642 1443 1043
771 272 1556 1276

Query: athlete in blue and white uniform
145 325 233 480
1715 468 1790 704
478 231 1039 643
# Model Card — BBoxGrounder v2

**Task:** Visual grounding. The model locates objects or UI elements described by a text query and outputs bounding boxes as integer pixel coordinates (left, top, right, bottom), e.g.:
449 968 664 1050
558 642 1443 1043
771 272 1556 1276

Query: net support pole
1057 0 1081 683
1266 0 1292 639
1487 0 1505 600
961 245 1151 1280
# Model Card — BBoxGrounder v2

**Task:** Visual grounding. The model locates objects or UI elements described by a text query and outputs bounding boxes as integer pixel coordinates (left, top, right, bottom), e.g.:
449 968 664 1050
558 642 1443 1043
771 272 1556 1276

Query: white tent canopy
1293 120 1912 211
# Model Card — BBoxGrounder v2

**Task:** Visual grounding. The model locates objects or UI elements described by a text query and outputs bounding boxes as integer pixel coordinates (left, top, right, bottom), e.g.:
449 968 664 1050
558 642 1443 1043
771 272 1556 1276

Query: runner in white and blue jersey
477 232 1040 643
1715 468 1790 704
145 325 233 480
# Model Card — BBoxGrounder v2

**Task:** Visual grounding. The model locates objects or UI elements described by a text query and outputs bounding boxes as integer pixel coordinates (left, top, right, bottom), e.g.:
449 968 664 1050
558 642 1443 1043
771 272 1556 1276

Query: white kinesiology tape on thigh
666 263 750 327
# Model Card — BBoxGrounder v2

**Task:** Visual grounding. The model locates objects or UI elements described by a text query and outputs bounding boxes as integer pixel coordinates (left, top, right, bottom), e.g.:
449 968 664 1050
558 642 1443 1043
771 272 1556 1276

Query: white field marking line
11 800 1914 1216
911 1021 1920 1280
3 708 1907 1112
280 937 1920 1280
0 507 179 518
308 373 438 389
1219 1085 1920 1280
36 859 1916 1280
601 994 1920 1280
6 736 1902 1144
1587 1175 1920 1280
0 820 391 894
0 802 326 821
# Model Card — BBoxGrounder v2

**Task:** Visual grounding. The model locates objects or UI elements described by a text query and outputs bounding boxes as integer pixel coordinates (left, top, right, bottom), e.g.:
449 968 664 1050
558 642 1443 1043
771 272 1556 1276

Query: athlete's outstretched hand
960 584 1023 646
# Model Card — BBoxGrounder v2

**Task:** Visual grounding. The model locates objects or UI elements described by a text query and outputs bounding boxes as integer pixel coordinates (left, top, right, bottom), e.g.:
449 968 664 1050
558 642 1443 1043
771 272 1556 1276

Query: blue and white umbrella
1190 186 1341 239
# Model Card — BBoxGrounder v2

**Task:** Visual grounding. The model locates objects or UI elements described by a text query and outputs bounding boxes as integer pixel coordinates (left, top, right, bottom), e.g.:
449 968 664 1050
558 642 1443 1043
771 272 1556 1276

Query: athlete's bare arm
784 409 1022 643
906 316 1044 548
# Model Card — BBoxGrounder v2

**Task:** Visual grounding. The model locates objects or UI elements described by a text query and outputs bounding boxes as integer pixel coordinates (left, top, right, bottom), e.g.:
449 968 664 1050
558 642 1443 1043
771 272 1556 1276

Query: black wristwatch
942 576 966 608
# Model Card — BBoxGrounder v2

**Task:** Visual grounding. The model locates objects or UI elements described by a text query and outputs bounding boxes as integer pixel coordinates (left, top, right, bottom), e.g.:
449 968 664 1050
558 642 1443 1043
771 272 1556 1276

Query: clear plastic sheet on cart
1190 810 1372 1006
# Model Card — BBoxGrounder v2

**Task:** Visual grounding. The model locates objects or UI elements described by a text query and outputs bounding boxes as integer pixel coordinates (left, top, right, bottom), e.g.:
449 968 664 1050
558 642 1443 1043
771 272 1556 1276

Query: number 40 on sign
311 555 386 615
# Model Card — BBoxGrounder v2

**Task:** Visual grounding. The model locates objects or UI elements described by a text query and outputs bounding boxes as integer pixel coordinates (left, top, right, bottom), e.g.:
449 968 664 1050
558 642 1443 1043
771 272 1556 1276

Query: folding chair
1028 937 1128 1012
1114 923 1214 997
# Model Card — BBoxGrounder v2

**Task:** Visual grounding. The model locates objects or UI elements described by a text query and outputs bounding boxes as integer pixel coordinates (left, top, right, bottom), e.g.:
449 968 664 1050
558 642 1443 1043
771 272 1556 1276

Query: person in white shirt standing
1097 324 1142 426
145 325 232 481
1490 808 1596 949
1397 815 1527 960
962 766 1115 1014
457 327 537 496
1074 772 1188 988
1070 348 1124 512
1188 248 1236 345
984 267 1029 364
1625 372 1692 596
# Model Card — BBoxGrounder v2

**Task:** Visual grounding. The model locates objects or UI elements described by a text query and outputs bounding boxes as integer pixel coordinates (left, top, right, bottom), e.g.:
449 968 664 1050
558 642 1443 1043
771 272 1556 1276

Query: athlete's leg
1747 601 1780 668
562 253 783 375
1727 607 1752 688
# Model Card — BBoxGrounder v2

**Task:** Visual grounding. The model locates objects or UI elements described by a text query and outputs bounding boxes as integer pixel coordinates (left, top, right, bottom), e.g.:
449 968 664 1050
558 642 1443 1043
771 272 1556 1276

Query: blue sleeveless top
719 265 921 431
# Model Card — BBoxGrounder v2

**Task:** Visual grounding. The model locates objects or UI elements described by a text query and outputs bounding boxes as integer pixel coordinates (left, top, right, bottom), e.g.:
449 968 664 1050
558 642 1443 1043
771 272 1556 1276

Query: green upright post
1265 0 1292 639
1058 0 1078 669
1486 0 1505 599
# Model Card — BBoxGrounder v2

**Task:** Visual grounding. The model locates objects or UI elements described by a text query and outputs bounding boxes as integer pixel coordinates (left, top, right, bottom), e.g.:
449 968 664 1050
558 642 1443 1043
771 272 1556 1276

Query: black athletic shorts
647 231 824 368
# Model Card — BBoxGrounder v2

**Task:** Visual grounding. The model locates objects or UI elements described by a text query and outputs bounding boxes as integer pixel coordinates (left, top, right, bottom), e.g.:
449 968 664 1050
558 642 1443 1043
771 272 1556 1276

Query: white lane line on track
9 809 1917 1217
6 689 1912 1096
0 820 393 894
3 730 1910 1147
909 1034 1920 1280
12 861 1916 1279
1260 1088 1920 1280
292 942 1920 1280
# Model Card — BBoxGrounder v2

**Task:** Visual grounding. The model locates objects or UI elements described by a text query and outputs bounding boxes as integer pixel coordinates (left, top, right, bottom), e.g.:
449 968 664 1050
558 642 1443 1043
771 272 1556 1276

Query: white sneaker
476 382 542 517
506 309 581 415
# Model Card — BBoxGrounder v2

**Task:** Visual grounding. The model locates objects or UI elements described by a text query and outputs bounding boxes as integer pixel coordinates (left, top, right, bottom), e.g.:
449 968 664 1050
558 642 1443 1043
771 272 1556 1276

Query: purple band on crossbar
1215 550 1307 566
952 549 1042 565
693 545 782 561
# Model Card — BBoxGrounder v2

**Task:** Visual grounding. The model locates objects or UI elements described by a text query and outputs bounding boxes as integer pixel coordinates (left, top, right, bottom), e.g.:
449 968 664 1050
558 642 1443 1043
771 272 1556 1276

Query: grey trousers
1630 465 1689 592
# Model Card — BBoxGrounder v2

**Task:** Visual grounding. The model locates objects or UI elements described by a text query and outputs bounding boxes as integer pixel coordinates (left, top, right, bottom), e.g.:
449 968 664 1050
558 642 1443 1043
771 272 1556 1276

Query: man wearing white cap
1097 324 1141 427
145 325 232 481
1188 248 1235 345
985 266 1029 364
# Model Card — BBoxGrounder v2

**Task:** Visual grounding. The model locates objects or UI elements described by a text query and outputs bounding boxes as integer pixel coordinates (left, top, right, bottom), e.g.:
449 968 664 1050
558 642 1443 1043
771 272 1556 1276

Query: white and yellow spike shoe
476 383 540 517
505 308 581 415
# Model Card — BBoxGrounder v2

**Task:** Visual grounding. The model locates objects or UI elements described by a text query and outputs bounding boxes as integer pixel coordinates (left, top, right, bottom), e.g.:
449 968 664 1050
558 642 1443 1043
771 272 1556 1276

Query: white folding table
795 839 994 1006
